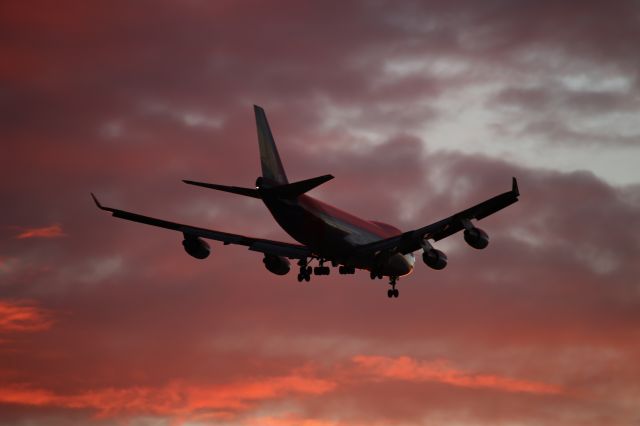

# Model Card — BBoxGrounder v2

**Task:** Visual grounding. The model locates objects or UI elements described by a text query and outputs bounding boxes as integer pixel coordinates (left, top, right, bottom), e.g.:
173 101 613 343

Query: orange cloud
15 224 66 239
352 355 563 395
0 300 54 333
0 372 337 420
245 414 345 426
0 355 565 423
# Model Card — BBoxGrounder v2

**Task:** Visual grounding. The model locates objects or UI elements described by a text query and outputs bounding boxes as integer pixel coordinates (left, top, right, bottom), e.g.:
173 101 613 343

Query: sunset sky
2 1 640 425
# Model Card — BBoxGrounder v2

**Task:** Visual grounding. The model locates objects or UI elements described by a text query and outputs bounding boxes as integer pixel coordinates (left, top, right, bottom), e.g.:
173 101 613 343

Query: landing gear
313 259 331 275
339 265 355 274
297 260 312 282
314 266 330 275
387 276 399 298
314 259 330 276
369 270 383 280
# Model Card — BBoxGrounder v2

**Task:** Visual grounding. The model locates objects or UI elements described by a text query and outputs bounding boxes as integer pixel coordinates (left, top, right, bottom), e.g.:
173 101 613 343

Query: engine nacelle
464 227 489 250
182 236 211 259
422 249 447 270
263 255 291 275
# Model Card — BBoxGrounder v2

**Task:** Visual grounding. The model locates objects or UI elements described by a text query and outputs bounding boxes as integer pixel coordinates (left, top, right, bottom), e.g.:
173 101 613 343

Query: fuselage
262 193 415 277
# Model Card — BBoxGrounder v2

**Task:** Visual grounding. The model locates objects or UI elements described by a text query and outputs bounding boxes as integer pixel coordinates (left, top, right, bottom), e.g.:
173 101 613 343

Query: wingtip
512 177 519 196
90 192 103 209
183 179 201 187
253 104 264 112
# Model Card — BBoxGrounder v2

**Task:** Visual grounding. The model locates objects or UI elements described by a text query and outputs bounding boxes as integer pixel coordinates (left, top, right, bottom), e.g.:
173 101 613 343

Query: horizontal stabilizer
183 174 334 199
267 174 334 198
183 180 261 198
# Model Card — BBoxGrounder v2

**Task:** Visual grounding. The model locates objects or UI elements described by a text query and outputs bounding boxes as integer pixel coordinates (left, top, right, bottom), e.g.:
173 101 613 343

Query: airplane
92 105 519 298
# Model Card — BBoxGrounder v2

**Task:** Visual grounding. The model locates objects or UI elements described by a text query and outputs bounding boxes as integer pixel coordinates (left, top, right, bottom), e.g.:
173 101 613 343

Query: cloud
14 225 66 239
0 355 564 422
0 371 334 420
0 300 53 333
244 414 347 426
352 355 563 395
2 1 640 425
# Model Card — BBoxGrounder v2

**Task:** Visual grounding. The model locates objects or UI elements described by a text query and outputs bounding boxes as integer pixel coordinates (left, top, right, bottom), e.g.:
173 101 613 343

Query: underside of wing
354 177 520 256
91 194 312 260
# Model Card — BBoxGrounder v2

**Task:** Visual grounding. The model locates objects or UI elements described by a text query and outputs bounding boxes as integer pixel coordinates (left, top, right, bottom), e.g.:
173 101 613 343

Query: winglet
91 193 105 210
512 177 519 196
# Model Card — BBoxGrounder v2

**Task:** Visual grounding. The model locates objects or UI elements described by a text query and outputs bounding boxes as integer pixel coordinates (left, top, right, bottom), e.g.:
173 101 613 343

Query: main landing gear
339 265 355 274
387 276 399 298
369 270 383 280
297 259 312 282
314 259 330 276
297 258 331 282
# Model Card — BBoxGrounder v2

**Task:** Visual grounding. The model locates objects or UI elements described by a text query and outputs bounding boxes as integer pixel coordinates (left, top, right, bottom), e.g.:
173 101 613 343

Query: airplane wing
355 178 520 256
91 194 312 259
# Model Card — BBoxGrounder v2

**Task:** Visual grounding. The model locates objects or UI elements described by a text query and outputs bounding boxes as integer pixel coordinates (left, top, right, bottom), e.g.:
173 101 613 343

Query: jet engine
182 236 211 259
263 255 291 275
464 227 489 250
422 248 447 270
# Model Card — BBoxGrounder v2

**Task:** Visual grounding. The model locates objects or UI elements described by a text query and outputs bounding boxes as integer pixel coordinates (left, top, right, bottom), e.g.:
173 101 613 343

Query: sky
1 0 640 425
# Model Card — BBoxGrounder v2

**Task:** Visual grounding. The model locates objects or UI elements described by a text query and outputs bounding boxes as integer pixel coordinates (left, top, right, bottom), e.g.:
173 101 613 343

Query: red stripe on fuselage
299 195 401 239
263 194 414 276
262 194 402 261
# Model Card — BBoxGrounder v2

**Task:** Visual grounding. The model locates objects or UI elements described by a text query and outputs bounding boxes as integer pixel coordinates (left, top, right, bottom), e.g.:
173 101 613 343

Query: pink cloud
0 371 336 420
245 414 346 426
0 355 566 422
352 355 564 395
15 224 66 239
0 300 53 333
2 1 640 425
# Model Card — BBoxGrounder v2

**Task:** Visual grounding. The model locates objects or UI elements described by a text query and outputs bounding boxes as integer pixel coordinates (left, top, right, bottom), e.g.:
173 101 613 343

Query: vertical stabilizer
254 105 288 186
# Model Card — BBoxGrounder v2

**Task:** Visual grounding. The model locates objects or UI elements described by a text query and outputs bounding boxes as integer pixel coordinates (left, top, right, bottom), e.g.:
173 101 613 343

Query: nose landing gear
387 276 399 298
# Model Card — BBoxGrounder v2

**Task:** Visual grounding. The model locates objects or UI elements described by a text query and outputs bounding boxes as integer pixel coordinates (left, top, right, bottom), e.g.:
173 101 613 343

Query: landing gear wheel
297 259 312 283
386 276 399 298
314 266 330 275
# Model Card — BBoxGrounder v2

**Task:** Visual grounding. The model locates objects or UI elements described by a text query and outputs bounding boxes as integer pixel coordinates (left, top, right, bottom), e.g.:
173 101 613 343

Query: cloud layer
2 1 639 425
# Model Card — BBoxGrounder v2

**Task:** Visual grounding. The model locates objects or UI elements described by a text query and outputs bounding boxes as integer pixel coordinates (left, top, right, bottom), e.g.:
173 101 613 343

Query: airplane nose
387 253 415 276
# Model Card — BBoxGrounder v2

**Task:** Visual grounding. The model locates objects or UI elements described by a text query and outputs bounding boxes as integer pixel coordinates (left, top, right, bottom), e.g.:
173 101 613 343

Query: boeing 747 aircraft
93 105 519 298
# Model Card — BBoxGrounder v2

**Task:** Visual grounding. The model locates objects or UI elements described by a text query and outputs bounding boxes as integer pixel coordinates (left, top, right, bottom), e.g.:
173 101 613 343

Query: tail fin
254 105 288 186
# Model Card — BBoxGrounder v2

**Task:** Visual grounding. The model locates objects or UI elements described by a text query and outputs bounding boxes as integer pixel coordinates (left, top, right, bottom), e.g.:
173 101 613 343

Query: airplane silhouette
93 105 519 298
